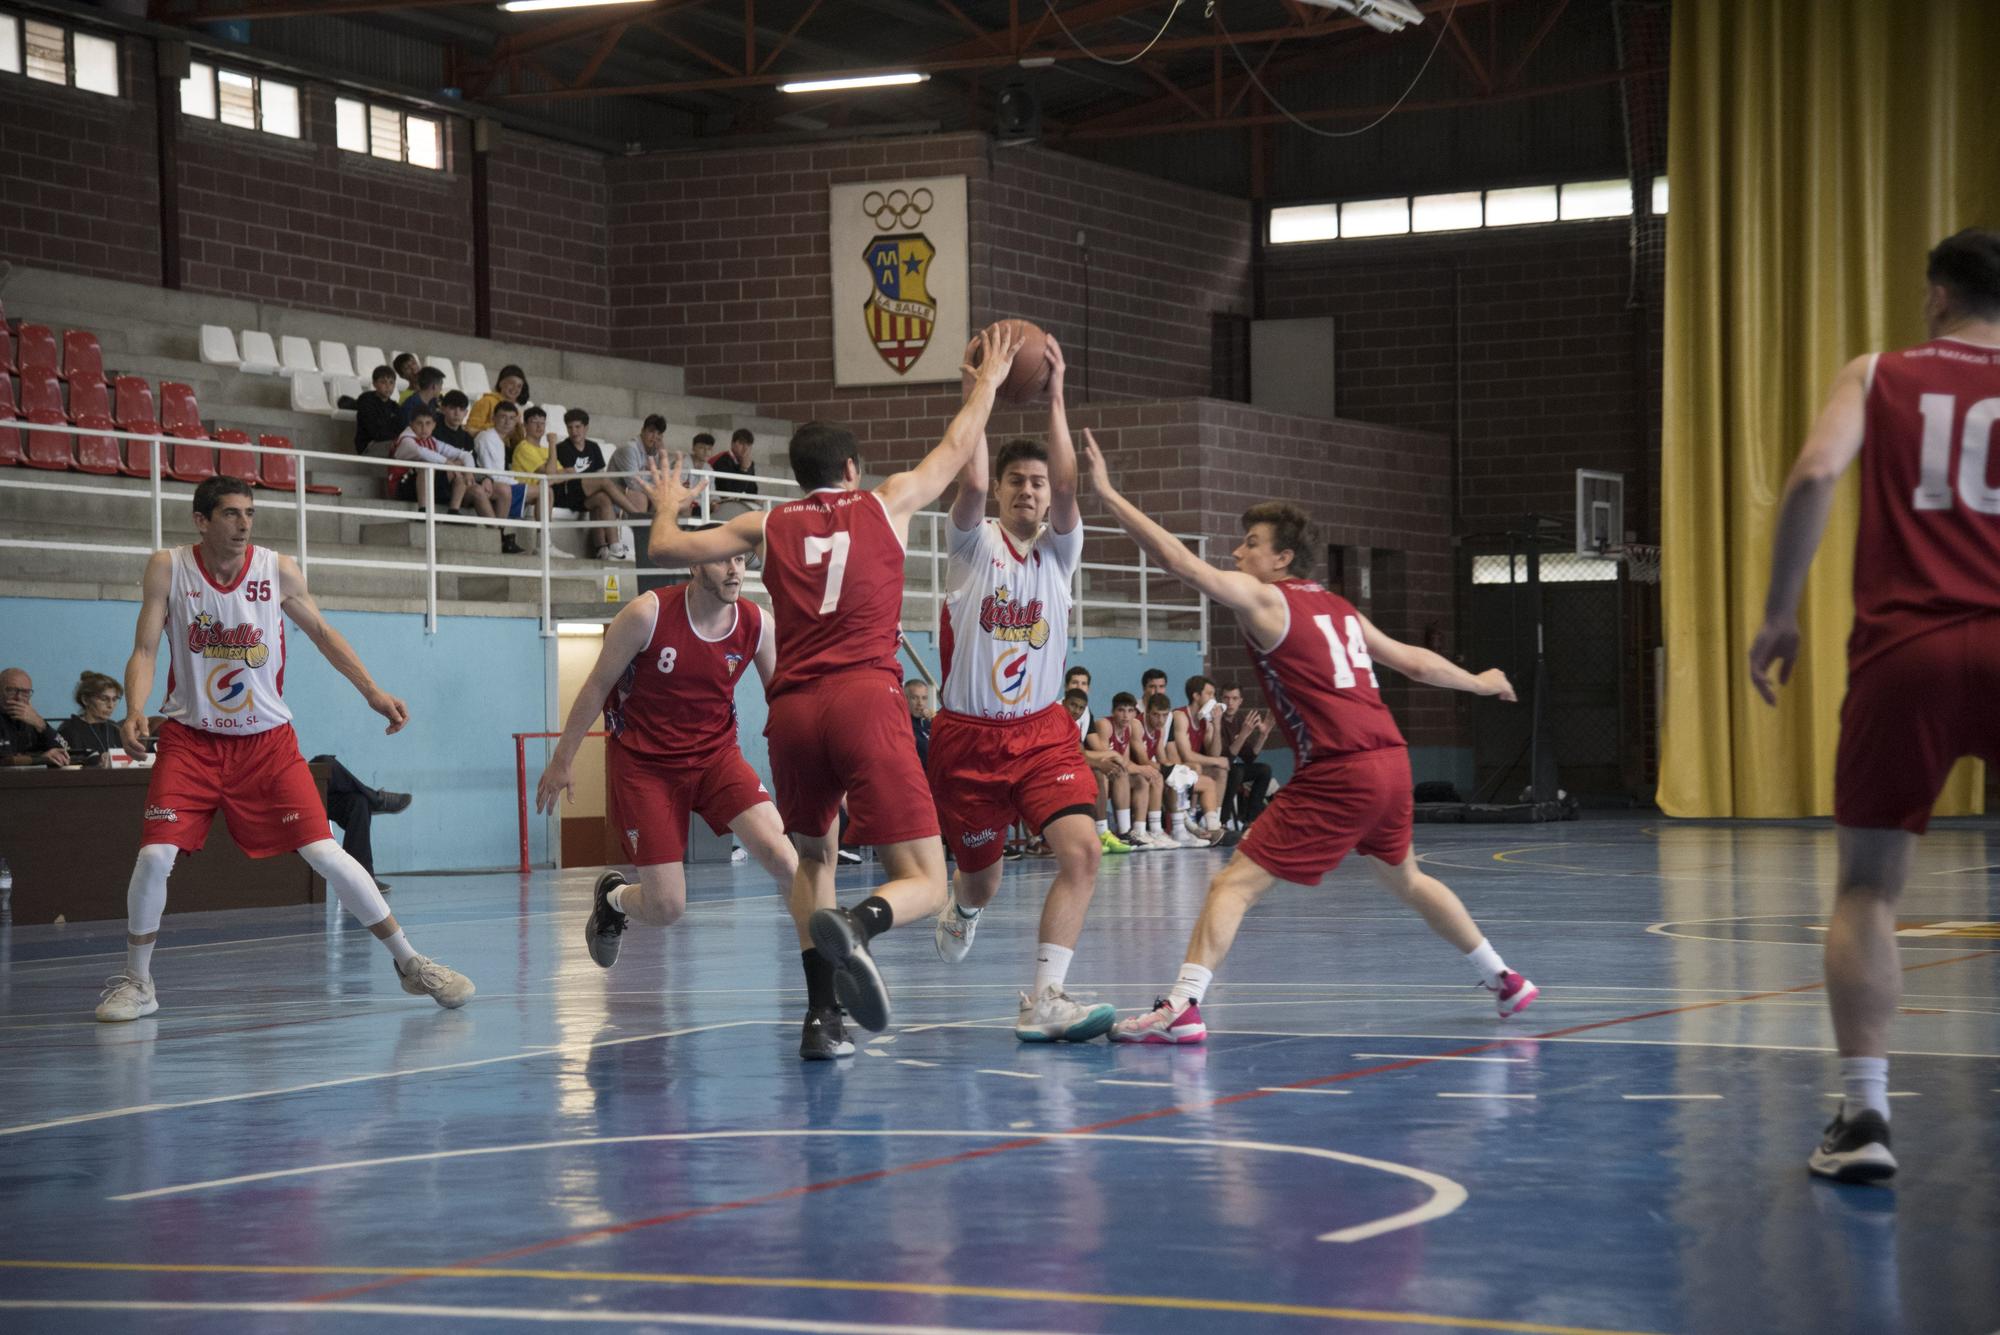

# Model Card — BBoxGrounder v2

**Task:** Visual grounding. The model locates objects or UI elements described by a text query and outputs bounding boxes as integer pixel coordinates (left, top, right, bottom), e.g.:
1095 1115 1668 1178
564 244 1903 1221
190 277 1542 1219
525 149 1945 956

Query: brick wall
1261 220 1662 543
0 34 160 285
607 131 1253 474
488 128 608 353
177 86 476 332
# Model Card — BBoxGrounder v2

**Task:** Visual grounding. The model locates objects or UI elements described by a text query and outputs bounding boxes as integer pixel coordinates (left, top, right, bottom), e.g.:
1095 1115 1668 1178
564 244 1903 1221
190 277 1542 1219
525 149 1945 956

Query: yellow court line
0 1259 1660 1335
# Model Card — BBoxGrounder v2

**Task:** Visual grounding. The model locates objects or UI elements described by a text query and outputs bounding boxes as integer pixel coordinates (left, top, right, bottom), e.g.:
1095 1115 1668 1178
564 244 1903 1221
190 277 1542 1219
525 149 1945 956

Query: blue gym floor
2 814 1997 1334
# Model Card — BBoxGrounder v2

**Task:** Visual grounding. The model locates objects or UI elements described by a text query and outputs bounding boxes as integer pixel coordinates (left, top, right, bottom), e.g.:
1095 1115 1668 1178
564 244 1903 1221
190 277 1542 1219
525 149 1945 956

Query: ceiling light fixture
778 72 930 94
498 0 650 13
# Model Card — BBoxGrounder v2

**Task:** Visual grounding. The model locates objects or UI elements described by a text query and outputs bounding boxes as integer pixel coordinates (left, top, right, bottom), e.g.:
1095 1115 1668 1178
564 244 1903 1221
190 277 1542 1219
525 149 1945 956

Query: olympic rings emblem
861 187 935 231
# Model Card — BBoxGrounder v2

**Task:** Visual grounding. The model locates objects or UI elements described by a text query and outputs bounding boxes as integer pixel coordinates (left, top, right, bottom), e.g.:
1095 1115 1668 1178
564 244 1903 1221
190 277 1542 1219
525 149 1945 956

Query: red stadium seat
18 367 71 470
257 434 341 495
60 330 104 386
66 375 121 473
0 325 15 376
214 428 259 481
113 375 162 478
158 382 215 483
15 324 57 378
0 375 21 467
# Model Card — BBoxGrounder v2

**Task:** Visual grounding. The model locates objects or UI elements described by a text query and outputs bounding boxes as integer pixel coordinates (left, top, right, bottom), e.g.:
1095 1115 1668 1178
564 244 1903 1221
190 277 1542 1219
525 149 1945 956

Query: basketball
994 318 1052 404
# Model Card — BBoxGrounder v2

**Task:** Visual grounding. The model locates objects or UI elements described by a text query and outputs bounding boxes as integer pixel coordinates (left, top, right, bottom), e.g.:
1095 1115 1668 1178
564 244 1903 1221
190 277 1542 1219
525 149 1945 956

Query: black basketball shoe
1808 1108 1897 1183
584 871 630 969
799 1006 856 1060
808 906 892 1032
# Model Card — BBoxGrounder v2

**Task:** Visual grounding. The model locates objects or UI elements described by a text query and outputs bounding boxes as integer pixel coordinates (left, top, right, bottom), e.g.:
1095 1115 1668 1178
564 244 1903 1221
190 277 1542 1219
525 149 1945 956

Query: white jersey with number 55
937 518 1082 719
160 543 294 736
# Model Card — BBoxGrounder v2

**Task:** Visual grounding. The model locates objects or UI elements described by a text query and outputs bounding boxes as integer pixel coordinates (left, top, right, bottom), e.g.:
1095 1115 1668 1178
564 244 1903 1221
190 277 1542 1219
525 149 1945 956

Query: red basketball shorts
1237 745 1413 887
928 702 1099 872
1835 618 2000 834
764 669 939 846
607 742 770 867
141 720 333 858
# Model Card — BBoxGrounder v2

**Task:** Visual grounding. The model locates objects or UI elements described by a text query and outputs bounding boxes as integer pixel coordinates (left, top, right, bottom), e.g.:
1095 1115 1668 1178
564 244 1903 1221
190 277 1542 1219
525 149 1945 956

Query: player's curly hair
1242 501 1314 578
790 422 860 490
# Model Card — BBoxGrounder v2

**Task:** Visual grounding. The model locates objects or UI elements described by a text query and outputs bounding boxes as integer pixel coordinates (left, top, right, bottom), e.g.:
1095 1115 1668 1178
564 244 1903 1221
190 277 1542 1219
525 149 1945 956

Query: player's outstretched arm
948 335 991 533
878 322 1025 524
1358 615 1515 700
644 452 769 566
276 554 408 734
1044 337 1081 535
537 595 655 813
120 550 174 759
1078 428 1285 640
1749 353 1871 705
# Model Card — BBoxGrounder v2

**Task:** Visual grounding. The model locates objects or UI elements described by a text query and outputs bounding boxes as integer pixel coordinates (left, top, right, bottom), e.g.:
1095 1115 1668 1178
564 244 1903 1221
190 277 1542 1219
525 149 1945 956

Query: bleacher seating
20 367 71 470
60 330 103 386
354 344 387 377
160 381 216 484
427 356 458 392
289 373 333 415
324 376 362 419
238 331 282 376
279 336 317 377
0 322 14 375
199 325 240 368
214 428 259 481
16 324 58 379
0 374 20 467
111 375 159 478
68 374 119 476
318 341 356 379
458 361 491 398
256 434 341 496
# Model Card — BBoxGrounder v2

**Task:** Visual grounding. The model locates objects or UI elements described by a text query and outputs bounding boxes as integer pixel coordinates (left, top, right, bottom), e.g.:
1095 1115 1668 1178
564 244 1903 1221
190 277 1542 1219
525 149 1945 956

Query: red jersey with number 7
1246 579 1405 767
604 585 766 765
761 486 907 697
1850 337 2000 673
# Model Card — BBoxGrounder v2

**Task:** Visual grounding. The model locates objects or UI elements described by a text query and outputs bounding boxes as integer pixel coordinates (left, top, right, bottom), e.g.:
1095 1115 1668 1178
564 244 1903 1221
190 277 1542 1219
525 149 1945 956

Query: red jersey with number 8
1850 338 2000 672
604 585 765 766
1247 579 1404 766
761 486 907 696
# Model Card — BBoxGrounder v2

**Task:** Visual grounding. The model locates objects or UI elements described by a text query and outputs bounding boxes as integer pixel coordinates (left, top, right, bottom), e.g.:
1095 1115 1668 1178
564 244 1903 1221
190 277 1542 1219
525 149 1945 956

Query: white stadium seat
457 360 492 398
289 373 331 414
427 357 458 393
324 375 363 419
278 336 318 377
317 341 355 379
199 324 240 368
354 345 387 378
238 330 282 376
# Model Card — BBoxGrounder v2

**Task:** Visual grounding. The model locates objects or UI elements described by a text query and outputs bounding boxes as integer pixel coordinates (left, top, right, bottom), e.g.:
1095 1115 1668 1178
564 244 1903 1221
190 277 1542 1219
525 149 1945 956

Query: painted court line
976 1069 1041 1080
1823 1092 1920 1098
1259 1087 1351 1096
1437 1093 1535 1101
1096 1079 1175 1088
0 1267 1664 1335
895 1059 939 1069
1621 1094 1723 1102
1353 1053 1527 1064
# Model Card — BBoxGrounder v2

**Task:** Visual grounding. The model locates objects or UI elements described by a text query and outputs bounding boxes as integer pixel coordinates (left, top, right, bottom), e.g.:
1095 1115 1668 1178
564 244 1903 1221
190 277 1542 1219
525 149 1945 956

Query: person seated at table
1 667 68 767
57 671 124 767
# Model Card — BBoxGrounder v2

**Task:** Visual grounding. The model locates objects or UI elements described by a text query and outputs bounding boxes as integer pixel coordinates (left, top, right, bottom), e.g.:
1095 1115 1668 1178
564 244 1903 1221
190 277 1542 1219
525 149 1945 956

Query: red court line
301 948 1994 1305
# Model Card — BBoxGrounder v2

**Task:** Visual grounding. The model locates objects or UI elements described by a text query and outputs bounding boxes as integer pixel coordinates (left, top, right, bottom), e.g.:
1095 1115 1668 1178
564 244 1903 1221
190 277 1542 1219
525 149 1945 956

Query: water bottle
0 856 11 916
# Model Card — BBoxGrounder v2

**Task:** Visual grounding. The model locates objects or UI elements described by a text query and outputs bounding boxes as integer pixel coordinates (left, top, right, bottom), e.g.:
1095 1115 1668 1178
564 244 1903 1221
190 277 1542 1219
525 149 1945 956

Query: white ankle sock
1147 813 1163 832
127 939 155 982
1203 809 1220 832
381 928 419 966
1464 939 1507 987
1096 818 1109 835
606 885 629 914
1841 1056 1890 1121
1166 962 1213 1008
1033 942 1074 993
1116 809 1133 834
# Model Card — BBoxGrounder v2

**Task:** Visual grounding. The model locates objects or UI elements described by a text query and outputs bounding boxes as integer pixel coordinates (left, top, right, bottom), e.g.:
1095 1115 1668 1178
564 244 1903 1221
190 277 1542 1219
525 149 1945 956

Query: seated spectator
904 678 932 768
1065 665 1093 734
402 366 446 426
309 754 411 894
433 389 474 454
708 428 760 496
607 414 669 518
1091 692 1165 848
510 405 554 528
57 671 123 766
1144 691 1225 847
353 364 404 456
395 403 492 520
392 352 421 403
472 400 526 555
1064 685 1132 853
542 408 627 560
1140 667 1168 710
1172 674 1232 791
1218 684 1275 829
0 668 69 768
468 363 530 432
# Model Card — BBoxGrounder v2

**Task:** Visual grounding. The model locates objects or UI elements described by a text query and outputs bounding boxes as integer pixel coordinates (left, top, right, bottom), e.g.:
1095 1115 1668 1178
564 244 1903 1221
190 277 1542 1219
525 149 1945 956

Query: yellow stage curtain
1658 0 2000 818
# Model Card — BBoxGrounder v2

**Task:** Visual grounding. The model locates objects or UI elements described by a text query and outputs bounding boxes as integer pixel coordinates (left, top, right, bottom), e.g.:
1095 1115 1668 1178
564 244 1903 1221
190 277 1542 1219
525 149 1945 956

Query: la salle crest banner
830 176 970 387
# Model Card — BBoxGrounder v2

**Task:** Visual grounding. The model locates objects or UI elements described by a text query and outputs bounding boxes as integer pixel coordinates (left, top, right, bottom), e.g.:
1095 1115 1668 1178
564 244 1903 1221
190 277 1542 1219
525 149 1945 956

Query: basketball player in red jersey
95 476 473 1022
645 323 1027 1034
1074 436 1537 1044
1748 229 2000 1182
533 541 835 1054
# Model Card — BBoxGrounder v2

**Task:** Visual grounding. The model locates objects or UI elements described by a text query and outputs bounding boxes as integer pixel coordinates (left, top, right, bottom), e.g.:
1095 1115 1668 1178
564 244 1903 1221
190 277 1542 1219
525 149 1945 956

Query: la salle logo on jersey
979 585 1050 650
189 612 269 668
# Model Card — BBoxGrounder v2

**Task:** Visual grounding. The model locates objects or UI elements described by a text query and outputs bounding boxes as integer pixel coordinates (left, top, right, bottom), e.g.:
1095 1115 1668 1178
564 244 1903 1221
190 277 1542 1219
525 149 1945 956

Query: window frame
336 93 447 172
0 11 121 98
179 61 304 141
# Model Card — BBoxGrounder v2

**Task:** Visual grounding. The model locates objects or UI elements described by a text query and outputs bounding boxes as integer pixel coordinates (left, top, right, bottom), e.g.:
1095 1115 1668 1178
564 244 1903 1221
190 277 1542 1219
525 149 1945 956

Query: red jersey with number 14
761 486 907 696
1850 337 2000 673
1248 579 1404 767
604 585 766 766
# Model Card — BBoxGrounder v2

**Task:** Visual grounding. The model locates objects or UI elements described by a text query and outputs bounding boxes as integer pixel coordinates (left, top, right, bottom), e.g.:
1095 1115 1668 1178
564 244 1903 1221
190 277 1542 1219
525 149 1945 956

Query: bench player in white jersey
95 476 473 1022
928 337 1116 1042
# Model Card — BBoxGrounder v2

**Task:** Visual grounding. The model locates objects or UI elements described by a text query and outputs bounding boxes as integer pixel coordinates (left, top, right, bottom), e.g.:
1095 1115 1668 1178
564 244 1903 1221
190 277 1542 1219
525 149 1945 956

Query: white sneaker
1137 829 1175 851
1172 825 1208 848
934 894 979 963
595 544 618 561
1015 983 1115 1042
730 845 748 865
397 954 475 1009
95 972 158 1022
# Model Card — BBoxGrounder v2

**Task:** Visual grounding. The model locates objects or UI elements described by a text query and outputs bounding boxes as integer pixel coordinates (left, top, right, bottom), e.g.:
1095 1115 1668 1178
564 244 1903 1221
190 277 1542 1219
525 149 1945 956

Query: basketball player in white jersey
928 337 1116 1041
95 476 473 1021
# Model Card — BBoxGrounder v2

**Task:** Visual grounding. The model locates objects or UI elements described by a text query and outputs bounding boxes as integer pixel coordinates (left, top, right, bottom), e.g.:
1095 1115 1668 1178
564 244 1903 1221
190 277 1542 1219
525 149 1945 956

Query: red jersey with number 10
761 486 907 697
1247 579 1405 767
604 585 766 765
1850 337 2000 673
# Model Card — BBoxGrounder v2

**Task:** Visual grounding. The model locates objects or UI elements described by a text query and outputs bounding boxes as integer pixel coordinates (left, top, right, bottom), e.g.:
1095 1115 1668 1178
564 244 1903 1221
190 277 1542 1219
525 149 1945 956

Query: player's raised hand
1078 428 1113 494
959 334 982 398
648 452 708 518
1474 669 1517 703
1045 335 1066 401
534 756 573 814
368 688 410 734
973 321 1027 389
120 712 151 761
1747 614 1799 706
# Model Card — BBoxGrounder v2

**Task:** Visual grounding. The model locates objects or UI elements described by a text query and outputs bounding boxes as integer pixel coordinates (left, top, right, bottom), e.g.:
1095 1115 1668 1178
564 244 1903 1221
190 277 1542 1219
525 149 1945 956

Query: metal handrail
2 420 1210 644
